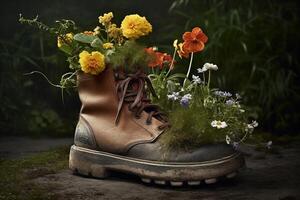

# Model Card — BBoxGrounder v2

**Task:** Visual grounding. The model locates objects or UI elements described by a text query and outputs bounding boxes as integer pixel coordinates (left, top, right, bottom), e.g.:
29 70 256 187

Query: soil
1 137 300 200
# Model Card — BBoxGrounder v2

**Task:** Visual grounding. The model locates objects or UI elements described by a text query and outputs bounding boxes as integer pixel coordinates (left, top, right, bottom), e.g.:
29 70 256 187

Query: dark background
0 0 299 137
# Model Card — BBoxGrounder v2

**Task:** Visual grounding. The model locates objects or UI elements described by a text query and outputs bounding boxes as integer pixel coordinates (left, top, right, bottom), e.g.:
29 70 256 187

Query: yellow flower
83 31 94 35
108 24 122 39
121 14 152 39
57 33 73 48
177 42 189 59
99 12 113 26
173 39 178 49
103 42 114 49
93 26 101 35
79 51 106 75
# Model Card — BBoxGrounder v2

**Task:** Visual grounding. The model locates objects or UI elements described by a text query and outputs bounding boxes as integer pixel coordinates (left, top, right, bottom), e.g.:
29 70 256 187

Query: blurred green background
0 0 299 137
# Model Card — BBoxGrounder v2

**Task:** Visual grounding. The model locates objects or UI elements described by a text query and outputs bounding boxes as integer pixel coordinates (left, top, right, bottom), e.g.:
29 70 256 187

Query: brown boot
69 66 244 186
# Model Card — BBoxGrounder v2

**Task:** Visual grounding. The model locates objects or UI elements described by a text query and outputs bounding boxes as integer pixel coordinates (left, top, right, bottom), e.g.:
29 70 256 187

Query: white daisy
197 67 208 73
211 120 228 129
203 63 218 71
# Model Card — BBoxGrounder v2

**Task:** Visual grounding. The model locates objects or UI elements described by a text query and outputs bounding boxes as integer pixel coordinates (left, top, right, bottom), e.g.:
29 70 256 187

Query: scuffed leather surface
74 118 98 150
127 139 236 162
77 67 164 154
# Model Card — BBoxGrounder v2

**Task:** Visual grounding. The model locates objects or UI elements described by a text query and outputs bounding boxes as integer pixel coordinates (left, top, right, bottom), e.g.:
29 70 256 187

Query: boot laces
114 70 169 130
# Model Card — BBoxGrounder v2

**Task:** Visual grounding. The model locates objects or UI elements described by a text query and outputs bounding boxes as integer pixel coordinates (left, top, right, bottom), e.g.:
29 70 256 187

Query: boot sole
69 145 245 186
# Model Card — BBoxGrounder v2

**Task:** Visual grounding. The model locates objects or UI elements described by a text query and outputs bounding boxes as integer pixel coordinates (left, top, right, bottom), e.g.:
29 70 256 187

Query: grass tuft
0 146 69 200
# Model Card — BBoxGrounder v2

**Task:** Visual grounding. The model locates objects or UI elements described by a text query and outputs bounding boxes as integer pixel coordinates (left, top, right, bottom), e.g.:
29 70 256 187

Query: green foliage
156 79 252 149
90 38 103 48
27 108 72 137
19 15 82 89
166 0 300 133
0 29 76 137
150 58 254 148
107 40 151 72
58 44 73 55
149 68 185 109
73 33 98 44
19 14 77 36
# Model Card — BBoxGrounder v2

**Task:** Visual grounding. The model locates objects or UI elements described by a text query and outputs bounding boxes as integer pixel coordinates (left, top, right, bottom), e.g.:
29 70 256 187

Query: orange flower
145 47 173 69
182 27 208 53
83 31 94 35
163 54 173 65
177 42 189 59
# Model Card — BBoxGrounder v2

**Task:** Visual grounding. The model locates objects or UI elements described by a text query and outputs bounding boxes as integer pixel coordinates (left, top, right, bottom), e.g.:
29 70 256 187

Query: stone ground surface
0 136 73 159
1 137 300 200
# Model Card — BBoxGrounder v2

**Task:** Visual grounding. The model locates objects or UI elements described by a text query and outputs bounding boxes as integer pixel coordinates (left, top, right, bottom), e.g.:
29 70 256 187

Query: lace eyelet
145 120 152 125
135 115 141 119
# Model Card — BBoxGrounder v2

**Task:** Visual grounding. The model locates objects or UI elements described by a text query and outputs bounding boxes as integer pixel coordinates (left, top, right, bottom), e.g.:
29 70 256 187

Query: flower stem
165 48 177 78
207 70 211 89
183 52 194 88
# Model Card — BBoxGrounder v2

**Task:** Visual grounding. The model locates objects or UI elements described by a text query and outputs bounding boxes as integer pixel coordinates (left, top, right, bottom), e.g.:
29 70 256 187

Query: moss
0 146 69 200
108 40 151 72
160 106 224 150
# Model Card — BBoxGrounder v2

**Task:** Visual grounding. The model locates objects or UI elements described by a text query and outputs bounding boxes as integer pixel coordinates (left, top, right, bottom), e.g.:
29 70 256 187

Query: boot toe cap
127 142 237 163
172 143 237 162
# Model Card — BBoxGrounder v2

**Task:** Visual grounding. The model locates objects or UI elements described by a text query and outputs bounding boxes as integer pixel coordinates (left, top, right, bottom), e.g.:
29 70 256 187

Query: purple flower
180 94 192 108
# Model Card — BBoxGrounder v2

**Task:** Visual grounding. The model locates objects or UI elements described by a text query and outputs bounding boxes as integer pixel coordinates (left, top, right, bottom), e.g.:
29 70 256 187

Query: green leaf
67 57 80 70
58 44 72 55
168 73 186 80
73 33 98 44
167 80 176 92
91 38 103 48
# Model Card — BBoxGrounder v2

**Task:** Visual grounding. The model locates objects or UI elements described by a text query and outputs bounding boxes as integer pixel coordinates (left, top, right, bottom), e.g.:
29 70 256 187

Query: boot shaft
76 67 164 154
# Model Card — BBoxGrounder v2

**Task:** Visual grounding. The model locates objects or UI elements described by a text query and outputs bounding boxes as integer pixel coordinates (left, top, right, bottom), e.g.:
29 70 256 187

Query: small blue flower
180 94 192 108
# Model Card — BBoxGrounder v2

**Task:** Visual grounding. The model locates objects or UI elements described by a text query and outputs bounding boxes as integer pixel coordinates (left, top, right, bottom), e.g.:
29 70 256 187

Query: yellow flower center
79 51 106 75
216 121 222 126
88 58 98 68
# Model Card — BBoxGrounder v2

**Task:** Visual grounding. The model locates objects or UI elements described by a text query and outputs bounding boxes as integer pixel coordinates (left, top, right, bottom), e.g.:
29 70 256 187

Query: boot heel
69 145 110 178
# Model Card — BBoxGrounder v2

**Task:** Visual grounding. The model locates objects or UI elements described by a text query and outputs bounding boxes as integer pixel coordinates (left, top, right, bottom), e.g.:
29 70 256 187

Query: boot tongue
114 70 169 129
131 80 140 92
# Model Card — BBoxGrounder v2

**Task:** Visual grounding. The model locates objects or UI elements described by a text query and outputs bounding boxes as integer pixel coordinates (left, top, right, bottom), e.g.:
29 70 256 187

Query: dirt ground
1 137 300 200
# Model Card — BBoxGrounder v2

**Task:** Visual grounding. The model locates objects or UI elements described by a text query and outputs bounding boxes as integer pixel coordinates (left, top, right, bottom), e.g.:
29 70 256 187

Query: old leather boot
69 66 245 186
